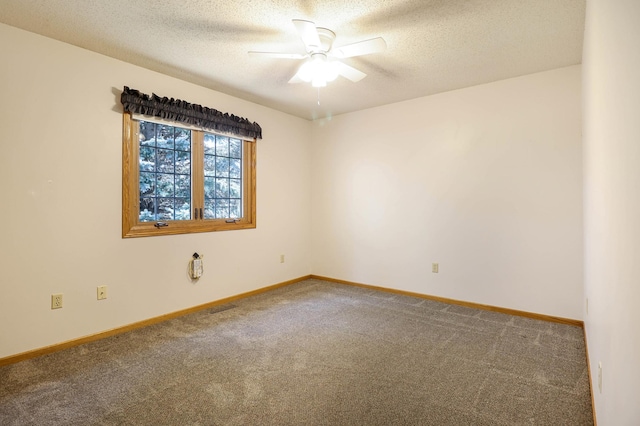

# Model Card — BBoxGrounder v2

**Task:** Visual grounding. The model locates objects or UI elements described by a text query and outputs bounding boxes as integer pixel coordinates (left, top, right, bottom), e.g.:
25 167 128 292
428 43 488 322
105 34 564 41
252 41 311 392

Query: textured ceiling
0 0 585 120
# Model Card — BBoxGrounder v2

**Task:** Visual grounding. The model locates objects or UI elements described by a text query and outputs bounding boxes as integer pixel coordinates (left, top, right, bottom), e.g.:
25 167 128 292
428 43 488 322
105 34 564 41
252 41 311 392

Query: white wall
583 1 640 424
0 23 312 359
311 66 583 319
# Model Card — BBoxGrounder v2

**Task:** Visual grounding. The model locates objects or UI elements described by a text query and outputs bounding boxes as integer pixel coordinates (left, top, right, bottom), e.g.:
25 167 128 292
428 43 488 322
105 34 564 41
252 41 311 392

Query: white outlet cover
51 294 63 309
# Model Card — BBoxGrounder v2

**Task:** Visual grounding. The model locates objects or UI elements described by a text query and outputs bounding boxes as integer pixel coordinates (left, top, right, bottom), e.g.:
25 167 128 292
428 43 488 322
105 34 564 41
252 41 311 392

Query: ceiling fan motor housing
315 27 336 53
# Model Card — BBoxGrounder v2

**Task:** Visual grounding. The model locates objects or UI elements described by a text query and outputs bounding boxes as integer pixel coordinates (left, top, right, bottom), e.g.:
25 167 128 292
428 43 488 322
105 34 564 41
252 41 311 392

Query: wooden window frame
122 113 256 238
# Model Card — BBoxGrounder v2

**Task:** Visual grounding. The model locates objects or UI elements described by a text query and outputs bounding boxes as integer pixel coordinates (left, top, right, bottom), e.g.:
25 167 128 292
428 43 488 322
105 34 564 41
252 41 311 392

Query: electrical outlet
51 293 63 309
97 285 108 300
432 263 439 273
280 254 285 263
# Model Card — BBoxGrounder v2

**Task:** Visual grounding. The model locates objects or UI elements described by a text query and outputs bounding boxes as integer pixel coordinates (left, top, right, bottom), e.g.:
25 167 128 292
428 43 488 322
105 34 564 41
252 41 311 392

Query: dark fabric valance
120 86 262 139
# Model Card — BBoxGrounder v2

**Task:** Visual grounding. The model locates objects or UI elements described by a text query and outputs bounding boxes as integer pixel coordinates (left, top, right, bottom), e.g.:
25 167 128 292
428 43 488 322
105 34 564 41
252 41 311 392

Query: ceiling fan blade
248 51 307 59
292 19 322 52
288 72 305 84
334 61 367 82
331 37 387 59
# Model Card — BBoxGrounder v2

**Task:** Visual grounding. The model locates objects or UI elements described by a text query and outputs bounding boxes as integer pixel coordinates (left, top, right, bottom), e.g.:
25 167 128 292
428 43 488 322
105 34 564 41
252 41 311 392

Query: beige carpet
0 279 593 425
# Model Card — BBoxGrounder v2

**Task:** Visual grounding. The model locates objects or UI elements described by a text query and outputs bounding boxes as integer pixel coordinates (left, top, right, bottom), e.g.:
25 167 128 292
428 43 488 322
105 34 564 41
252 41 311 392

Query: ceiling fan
249 19 387 88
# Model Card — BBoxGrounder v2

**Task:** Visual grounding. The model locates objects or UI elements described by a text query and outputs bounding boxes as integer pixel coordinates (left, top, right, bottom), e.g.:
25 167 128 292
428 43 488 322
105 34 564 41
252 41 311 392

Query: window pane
229 179 241 198
229 138 242 158
229 158 241 178
175 175 190 197
215 178 229 198
139 146 156 172
216 157 229 177
204 199 215 219
215 199 229 218
229 199 241 218
156 125 174 149
157 174 175 197
137 120 192 222
175 151 190 174
139 198 155 222
202 132 244 221
175 127 190 151
216 136 229 157
204 134 216 155
139 122 156 146
204 176 215 199
139 172 155 196
157 198 175 220
174 198 191 220
157 149 175 173
204 155 216 177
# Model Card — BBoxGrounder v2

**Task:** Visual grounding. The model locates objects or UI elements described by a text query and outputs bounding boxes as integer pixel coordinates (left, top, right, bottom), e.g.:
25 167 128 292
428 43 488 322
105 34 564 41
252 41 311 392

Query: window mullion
192 131 205 221
122 114 140 236
244 141 256 224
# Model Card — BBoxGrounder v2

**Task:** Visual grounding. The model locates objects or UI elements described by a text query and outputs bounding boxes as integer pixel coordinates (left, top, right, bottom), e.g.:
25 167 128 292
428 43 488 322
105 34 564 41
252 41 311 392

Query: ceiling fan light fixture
298 53 339 86
297 61 315 82
312 78 327 88
324 61 339 82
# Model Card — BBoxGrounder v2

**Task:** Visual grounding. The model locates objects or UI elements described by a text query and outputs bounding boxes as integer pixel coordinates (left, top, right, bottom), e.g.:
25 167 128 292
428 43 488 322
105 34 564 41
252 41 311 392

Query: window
122 113 256 237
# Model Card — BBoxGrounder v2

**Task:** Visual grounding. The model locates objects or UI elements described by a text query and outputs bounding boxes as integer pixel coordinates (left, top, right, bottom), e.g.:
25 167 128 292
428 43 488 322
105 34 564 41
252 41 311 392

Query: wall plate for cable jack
97 285 108 300
51 293 63 309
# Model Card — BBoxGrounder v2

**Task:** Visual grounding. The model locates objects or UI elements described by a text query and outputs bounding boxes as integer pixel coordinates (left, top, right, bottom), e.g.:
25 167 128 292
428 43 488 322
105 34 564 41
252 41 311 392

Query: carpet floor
0 279 593 425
